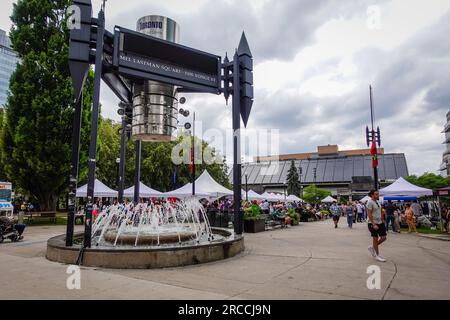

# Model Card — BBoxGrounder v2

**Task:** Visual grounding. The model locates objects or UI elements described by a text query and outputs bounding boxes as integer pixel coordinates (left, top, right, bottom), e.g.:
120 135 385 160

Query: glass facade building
0 29 19 107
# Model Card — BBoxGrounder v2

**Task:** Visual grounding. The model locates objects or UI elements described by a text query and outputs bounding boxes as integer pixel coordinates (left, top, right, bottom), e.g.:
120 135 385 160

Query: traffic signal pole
66 92 83 246
118 109 127 204
232 50 243 235
84 7 105 249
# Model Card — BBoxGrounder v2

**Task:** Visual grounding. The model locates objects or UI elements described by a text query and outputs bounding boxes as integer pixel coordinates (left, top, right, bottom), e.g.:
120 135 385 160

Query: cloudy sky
1 0 449 175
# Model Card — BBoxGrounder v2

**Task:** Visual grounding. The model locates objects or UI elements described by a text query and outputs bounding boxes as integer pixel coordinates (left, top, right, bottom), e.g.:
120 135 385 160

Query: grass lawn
400 226 449 235
23 212 68 226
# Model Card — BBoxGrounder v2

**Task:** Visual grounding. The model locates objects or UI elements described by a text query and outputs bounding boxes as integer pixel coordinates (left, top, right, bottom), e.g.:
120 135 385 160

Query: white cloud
2 0 449 176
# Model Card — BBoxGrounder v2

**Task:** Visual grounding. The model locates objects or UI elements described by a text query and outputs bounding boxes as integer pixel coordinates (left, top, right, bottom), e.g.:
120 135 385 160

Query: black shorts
332 215 340 222
368 223 387 237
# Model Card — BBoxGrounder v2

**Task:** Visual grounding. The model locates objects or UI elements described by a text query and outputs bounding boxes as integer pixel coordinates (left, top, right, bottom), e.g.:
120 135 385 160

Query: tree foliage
405 173 450 191
302 184 331 204
286 160 301 196
94 121 230 193
0 0 231 210
0 0 93 210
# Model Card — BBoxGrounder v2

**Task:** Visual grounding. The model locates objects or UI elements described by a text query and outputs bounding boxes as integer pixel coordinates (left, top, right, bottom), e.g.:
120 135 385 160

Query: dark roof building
230 145 409 200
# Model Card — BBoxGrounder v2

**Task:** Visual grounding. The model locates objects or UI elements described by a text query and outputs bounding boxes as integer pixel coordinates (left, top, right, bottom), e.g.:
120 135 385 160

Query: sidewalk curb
416 233 450 242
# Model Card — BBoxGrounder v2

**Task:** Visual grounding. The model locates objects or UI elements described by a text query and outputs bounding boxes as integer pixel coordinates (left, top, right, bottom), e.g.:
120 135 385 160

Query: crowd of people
2 191 450 247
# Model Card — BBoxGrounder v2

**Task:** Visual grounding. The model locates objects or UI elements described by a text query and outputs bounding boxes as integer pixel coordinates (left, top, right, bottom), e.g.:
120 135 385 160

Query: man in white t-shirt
356 202 364 222
366 190 387 262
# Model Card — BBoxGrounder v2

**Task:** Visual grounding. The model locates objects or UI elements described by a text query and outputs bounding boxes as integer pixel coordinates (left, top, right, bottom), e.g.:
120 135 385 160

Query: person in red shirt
92 206 99 221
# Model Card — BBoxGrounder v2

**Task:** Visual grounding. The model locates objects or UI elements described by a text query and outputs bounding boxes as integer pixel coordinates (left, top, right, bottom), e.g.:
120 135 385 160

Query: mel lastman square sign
66 0 254 248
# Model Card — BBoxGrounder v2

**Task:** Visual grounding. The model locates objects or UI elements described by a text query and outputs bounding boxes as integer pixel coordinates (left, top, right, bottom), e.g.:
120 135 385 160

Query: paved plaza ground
0 220 449 300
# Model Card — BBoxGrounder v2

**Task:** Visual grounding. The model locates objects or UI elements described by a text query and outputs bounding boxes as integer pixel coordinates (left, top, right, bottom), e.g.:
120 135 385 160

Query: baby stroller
0 221 22 243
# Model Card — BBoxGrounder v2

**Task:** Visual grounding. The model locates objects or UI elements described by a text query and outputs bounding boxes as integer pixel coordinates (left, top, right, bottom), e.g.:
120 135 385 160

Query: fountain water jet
46 197 244 268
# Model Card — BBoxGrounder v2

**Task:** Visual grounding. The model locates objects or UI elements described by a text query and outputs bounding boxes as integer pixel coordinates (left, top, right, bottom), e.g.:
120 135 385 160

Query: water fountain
46 198 244 268
93 199 215 247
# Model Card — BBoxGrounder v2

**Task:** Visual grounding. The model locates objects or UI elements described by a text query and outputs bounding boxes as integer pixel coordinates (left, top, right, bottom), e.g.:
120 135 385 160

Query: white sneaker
368 246 376 257
375 255 386 262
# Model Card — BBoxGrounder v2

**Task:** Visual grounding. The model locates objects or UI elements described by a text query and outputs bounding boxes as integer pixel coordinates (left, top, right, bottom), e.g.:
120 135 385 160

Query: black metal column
118 115 126 203
245 174 248 202
232 51 243 235
66 92 83 247
192 112 196 196
134 139 141 204
84 9 105 248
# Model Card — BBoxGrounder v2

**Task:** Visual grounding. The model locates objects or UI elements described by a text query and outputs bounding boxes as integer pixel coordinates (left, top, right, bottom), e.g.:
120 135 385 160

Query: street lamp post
245 173 248 202
366 85 381 191
115 157 120 190
298 165 303 199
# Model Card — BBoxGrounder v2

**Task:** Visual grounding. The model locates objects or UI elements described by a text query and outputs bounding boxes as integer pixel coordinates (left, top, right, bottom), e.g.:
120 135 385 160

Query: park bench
23 211 57 224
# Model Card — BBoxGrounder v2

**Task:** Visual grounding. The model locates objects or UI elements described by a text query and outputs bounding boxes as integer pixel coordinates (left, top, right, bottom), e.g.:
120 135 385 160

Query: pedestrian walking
366 190 387 262
405 203 417 233
385 200 396 232
394 207 401 233
345 202 354 228
446 207 450 234
356 202 364 222
330 202 340 228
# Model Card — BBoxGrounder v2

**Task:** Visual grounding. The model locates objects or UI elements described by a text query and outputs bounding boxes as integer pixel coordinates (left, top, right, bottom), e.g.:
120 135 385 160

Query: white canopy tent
162 182 210 199
194 170 233 198
379 177 433 197
359 195 371 203
123 182 163 198
261 192 286 202
260 192 280 202
163 170 232 199
287 194 303 202
321 195 337 203
76 179 117 198
242 189 265 201
272 193 286 201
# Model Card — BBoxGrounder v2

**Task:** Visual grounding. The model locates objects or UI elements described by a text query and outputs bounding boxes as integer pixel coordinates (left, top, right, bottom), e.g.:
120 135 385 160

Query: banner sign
114 27 221 93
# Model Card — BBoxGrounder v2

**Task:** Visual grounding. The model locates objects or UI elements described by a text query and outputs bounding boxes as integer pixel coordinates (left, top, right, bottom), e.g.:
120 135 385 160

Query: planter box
244 219 266 233
207 210 230 228
300 215 309 222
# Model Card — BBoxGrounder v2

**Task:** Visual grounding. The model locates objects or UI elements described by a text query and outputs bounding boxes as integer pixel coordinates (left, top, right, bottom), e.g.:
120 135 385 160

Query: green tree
405 173 450 191
302 184 331 204
95 121 230 192
0 0 93 210
286 160 300 196
96 118 120 188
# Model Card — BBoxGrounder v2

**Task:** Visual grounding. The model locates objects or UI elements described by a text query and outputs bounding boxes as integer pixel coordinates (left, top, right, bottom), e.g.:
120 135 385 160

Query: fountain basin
103 229 197 245
46 228 244 269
